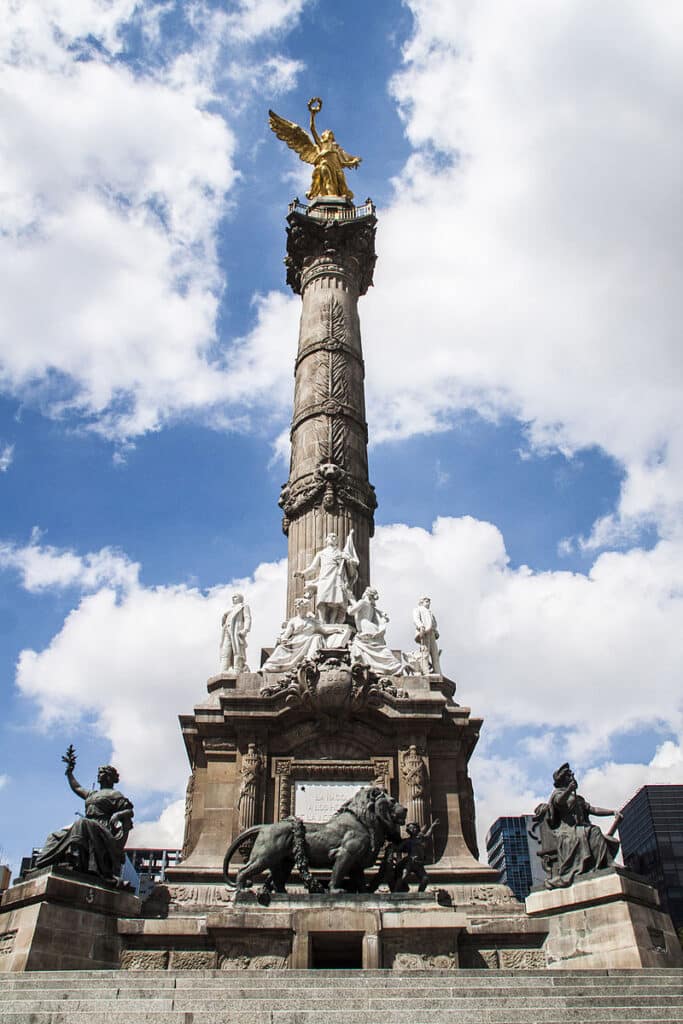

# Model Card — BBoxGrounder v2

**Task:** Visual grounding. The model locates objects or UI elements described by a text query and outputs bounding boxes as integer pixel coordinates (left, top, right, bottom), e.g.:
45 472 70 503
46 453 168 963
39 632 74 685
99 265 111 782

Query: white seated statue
262 597 339 674
348 587 402 675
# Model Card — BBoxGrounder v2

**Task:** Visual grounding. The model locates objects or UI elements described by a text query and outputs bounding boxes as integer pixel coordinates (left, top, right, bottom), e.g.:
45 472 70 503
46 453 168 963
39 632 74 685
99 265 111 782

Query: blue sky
0 0 681 872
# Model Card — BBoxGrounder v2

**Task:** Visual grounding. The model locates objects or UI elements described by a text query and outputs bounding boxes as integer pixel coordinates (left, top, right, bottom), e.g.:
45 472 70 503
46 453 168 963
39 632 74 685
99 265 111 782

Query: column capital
285 204 377 296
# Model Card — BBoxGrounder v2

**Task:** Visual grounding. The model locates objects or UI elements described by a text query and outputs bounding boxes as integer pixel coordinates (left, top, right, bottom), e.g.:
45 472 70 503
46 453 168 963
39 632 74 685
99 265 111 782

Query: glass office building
486 815 545 901
619 785 683 931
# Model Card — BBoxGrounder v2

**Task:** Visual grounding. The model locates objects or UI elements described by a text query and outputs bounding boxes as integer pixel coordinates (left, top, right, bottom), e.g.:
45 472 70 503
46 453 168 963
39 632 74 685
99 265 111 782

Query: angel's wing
268 110 318 164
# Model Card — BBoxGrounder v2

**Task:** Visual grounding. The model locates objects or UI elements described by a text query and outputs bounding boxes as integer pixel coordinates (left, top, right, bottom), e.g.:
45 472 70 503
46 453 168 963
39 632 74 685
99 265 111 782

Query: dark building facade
486 815 545 901
619 784 683 932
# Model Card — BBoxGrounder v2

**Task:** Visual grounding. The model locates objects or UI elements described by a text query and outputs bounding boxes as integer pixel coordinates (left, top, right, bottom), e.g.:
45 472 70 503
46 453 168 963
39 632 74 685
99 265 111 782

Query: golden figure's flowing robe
309 140 359 200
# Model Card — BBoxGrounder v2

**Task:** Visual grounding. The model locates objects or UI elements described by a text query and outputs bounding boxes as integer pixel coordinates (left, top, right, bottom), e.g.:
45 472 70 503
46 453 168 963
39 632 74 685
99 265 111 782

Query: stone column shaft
280 200 377 617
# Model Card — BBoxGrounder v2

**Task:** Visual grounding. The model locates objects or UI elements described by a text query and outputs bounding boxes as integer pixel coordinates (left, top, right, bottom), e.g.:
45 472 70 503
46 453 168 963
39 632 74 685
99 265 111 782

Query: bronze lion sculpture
223 786 407 895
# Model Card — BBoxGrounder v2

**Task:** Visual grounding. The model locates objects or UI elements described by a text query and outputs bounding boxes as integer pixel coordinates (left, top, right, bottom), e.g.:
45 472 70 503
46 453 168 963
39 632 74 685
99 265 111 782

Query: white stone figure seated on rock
293 531 359 623
220 593 252 673
348 587 402 675
412 595 441 675
262 596 340 674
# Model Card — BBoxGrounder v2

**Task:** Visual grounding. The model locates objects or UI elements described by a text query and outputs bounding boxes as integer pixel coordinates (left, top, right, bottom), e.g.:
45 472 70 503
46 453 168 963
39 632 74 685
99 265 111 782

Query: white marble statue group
219 531 442 678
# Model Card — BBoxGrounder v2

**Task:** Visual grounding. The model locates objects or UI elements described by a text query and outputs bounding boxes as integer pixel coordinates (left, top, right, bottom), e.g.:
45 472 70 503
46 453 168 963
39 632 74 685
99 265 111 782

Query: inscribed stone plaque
294 782 362 822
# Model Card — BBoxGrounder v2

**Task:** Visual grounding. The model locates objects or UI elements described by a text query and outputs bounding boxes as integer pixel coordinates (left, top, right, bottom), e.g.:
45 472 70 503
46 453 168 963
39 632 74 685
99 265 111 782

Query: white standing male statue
293 531 359 623
413 596 441 675
220 593 252 673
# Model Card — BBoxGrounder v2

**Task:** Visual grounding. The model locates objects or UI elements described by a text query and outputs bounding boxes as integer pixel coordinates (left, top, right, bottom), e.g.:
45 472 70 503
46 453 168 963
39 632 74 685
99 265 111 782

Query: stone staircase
1 969 682 1023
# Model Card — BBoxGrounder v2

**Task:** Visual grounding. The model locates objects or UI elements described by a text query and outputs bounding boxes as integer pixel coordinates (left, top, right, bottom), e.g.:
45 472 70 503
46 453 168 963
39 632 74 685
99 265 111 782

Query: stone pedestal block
0 868 141 972
525 869 683 969
118 891 469 970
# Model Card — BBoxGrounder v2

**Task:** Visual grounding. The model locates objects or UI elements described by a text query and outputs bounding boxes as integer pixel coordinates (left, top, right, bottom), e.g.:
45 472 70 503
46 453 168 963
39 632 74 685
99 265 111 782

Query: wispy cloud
435 458 450 488
0 534 139 593
0 444 14 472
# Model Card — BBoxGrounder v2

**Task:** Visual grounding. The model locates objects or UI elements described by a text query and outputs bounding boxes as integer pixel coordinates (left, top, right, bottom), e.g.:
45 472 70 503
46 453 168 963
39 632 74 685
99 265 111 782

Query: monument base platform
0 868 141 972
0 873 549 972
118 883 548 971
525 868 683 969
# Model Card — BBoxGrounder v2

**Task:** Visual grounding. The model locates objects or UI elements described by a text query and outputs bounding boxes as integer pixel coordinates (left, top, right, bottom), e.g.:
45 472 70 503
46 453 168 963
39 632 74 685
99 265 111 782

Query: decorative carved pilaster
237 743 264 832
181 772 195 860
400 745 429 828
273 758 294 820
459 772 479 859
372 757 392 792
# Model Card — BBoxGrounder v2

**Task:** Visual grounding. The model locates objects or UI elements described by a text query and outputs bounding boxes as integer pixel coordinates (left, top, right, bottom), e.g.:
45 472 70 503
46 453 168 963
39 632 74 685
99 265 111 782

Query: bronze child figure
393 819 439 893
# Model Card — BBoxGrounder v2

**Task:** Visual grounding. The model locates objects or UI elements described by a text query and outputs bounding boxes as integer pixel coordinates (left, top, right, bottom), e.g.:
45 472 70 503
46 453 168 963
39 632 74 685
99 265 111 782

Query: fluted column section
280 200 378 617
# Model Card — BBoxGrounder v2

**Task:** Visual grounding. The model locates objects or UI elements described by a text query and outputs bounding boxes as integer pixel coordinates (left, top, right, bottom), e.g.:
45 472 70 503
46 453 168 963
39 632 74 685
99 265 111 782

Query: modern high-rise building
619 784 683 931
486 815 545 901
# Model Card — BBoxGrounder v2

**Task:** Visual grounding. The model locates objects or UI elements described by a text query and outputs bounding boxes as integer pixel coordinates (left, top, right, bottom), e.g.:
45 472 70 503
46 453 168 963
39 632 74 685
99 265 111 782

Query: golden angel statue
268 97 362 201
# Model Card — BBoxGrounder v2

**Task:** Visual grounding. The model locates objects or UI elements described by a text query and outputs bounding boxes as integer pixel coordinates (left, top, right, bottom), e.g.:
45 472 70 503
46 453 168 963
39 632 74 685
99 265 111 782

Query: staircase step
1 1013 683 1024
0 968 682 1024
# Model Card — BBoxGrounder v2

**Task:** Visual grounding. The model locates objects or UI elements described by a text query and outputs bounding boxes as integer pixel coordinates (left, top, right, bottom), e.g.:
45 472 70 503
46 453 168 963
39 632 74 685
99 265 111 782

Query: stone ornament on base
526 868 683 969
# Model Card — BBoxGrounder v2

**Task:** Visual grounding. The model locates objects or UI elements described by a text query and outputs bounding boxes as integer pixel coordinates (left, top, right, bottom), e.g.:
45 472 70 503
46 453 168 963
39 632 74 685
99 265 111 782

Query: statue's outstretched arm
293 552 320 579
422 818 440 837
309 110 322 147
588 803 617 817
338 146 362 168
65 770 90 800
62 745 90 800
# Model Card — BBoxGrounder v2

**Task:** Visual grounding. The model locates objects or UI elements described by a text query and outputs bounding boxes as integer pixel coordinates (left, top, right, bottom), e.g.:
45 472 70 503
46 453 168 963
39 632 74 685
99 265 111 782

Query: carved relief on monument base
120 931 292 971
216 932 291 970
382 932 458 970
219 954 288 970
458 944 547 970
120 950 169 970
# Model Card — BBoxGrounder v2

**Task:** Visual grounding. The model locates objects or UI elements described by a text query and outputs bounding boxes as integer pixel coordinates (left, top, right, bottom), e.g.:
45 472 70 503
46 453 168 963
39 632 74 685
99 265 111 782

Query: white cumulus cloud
358 0 683 543
131 798 186 849
0 0 309 441
581 740 683 814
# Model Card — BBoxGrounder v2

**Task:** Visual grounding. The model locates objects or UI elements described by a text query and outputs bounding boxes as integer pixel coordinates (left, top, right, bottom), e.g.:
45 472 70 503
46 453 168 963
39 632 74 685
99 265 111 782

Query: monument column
279 199 378 616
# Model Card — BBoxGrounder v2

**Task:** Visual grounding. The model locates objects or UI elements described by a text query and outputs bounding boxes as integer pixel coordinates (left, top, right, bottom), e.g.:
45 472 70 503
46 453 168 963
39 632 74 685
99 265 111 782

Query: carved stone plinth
0 868 141 972
525 868 683 969
171 666 496 886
